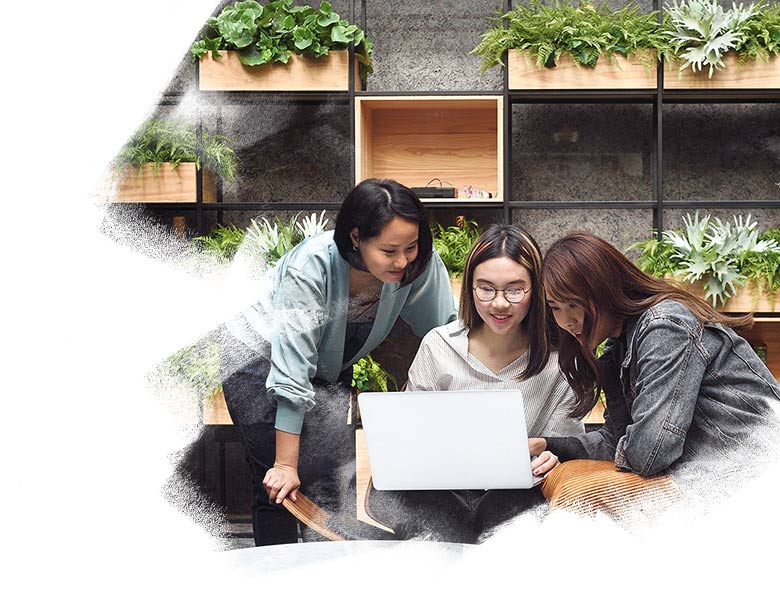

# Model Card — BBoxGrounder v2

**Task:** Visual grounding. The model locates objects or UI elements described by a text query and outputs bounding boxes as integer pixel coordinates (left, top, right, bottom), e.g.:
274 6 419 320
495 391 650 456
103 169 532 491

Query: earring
353 244 358 251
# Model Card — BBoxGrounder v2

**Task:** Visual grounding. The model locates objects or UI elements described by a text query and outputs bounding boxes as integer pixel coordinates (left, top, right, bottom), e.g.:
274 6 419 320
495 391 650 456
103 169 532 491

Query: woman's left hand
531 450 559 476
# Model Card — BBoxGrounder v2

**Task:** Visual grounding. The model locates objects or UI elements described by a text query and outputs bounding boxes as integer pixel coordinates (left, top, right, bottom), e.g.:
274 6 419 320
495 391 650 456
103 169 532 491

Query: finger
276 481 294 504
289 488 298 502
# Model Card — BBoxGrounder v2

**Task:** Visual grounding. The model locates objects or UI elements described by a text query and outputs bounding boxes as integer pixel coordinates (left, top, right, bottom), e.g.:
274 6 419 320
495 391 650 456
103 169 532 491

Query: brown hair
460 224 550 381
541 231 753 418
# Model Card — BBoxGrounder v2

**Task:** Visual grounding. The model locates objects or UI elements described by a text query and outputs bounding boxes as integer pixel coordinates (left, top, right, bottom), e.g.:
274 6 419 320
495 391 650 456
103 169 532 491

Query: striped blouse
407 320 585 438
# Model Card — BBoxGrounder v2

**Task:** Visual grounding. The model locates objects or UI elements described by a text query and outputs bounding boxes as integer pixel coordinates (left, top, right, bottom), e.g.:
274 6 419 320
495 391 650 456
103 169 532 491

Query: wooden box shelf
112 163 216 203
355 96 504 202
199 50 358 92
508 50 657 90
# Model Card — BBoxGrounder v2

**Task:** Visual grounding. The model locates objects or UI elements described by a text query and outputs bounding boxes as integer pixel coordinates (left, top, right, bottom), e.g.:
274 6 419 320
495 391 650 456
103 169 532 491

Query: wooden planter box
508 49 657 89
683 280 780 313
355 96 504 202
113 163 216 203
664 52 780 89
199 50 359 91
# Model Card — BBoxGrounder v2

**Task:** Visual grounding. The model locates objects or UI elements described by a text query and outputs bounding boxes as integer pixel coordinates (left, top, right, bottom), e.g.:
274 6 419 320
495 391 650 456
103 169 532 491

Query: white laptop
357 389 543 491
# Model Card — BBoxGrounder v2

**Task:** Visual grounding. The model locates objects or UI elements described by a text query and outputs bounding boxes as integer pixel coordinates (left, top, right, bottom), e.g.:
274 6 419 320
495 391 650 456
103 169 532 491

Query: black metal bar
508 90 658 103
195 101 204 235
197 91 351 104
503 0 511 225
655 0 664 238
508 201 658 209
355 89 505 97
349 0 357 188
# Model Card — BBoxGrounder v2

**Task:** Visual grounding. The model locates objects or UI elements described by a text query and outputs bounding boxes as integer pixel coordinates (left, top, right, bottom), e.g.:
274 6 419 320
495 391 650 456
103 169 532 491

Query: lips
491 313 511 323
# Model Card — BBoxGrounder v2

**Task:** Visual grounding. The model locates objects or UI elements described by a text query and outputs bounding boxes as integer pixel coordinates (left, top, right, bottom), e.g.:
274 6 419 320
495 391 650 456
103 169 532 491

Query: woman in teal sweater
221 179 457 545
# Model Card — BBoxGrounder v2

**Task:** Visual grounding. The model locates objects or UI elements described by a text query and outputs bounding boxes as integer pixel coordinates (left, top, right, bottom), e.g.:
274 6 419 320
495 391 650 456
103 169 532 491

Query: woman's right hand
263 464 301 504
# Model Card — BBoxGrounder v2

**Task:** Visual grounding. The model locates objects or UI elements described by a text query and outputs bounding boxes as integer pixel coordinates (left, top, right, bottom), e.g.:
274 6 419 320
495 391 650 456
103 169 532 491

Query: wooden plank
665 52 780 89
199 50 355 91
355 428 394 532
740 322 780 382
508 50 657 90
112 163 216 203
204 389 232 425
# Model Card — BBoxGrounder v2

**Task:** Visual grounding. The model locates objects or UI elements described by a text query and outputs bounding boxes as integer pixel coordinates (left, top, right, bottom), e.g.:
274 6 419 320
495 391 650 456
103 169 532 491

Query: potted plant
191 0 373 91
431 217 481 298
472 0 662 89
662 0 780 88
631 212 780 310
112 118 237 203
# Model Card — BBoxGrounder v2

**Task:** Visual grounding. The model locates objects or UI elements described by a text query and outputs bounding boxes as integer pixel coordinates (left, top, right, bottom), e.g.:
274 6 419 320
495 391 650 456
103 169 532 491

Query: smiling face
351 216 419 284
547 297 622 350
471 256 532 336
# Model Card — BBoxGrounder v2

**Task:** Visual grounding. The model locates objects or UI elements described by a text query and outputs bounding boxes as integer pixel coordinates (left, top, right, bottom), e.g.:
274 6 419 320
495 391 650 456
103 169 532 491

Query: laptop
357 389 543 491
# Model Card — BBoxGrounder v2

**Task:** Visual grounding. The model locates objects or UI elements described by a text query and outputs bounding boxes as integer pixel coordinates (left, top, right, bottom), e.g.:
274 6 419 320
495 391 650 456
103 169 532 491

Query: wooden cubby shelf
355 96 504 204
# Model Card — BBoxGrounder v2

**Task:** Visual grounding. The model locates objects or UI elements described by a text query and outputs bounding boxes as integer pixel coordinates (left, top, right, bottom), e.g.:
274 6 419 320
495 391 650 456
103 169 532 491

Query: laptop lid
357 389 535 491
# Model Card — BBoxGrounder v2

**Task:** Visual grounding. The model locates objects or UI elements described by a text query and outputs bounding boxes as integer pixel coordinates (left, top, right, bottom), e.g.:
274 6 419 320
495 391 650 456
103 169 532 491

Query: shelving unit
355 95 503 202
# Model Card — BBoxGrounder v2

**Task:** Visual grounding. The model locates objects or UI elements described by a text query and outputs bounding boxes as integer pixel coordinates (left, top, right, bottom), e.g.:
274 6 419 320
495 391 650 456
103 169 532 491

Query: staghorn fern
663 212 780 306
664 0 758 77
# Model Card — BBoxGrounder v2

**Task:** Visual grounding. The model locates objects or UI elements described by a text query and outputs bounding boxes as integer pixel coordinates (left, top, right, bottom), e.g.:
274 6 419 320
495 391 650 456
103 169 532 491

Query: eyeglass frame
472 284 531 303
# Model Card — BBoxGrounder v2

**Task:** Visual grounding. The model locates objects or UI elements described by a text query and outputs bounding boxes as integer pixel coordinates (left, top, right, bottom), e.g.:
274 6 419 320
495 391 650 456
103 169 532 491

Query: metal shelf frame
134 0 780 238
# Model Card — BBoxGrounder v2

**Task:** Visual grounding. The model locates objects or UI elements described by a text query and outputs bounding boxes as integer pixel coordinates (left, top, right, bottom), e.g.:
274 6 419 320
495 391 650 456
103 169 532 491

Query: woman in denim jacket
530 232 780 503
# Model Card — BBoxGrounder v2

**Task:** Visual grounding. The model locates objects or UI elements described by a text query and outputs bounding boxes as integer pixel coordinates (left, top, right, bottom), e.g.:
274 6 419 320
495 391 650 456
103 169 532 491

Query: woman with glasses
365 224 583 543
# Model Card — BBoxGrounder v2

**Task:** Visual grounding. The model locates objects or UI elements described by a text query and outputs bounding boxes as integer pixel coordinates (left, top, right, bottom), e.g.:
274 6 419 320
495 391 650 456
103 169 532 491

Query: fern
472 0 663 72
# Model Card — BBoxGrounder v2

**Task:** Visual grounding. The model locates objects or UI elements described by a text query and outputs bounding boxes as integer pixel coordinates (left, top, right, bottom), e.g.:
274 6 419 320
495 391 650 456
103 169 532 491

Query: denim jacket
546 300 780 476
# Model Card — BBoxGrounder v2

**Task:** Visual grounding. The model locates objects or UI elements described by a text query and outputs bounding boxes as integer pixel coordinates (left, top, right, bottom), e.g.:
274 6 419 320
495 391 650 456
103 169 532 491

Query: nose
492 291 510 307
394 256 408 270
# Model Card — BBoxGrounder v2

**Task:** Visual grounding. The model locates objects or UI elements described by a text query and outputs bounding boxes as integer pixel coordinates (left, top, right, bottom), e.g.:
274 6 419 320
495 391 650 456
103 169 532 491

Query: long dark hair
334 178 433 286
542 231 753 418
460 224 550 381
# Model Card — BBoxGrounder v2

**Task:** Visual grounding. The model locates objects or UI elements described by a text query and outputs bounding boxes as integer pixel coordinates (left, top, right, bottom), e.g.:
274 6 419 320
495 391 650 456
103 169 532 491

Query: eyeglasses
473 285 530 303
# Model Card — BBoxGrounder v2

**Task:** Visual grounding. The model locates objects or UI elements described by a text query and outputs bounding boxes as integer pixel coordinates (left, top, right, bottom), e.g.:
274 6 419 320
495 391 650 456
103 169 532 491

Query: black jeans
219 336 353 546
366 485 543 544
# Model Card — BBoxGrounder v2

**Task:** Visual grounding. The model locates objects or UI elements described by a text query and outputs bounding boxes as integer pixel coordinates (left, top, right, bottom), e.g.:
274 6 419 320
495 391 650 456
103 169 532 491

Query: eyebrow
474 278 527 286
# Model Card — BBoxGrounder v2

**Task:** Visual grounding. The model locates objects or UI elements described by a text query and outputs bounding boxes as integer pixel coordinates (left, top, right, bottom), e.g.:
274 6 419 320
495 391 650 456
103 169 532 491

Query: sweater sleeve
399 251 457 337
265 267 327 434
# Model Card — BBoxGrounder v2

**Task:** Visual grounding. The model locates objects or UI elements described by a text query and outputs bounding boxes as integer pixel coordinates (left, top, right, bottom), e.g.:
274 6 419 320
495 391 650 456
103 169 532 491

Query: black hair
334 178 433 286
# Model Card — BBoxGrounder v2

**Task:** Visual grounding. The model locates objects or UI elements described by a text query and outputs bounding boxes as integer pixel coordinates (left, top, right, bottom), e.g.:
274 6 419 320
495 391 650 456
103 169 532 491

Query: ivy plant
631 212 780 306
472 0 664 72
116 118 237 182
431 218 481 278
190 0 373 79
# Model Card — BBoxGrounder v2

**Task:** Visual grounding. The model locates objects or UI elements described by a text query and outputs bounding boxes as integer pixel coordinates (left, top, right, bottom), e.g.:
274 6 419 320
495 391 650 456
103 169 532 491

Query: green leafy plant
631 212 780 306
472 0 663 72
163 340 222 400
431 218 481 278
663 0 759 77
193 224 247 261
187 211 328 265
116 118 237 182
738 2 780 62
190 0 373 79
351 354 396 392
245 210 329 266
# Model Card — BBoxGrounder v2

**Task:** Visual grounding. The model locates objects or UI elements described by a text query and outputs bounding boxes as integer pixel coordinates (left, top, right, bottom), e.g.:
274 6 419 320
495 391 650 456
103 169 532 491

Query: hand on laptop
264 465 300 504
530 450 559 476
